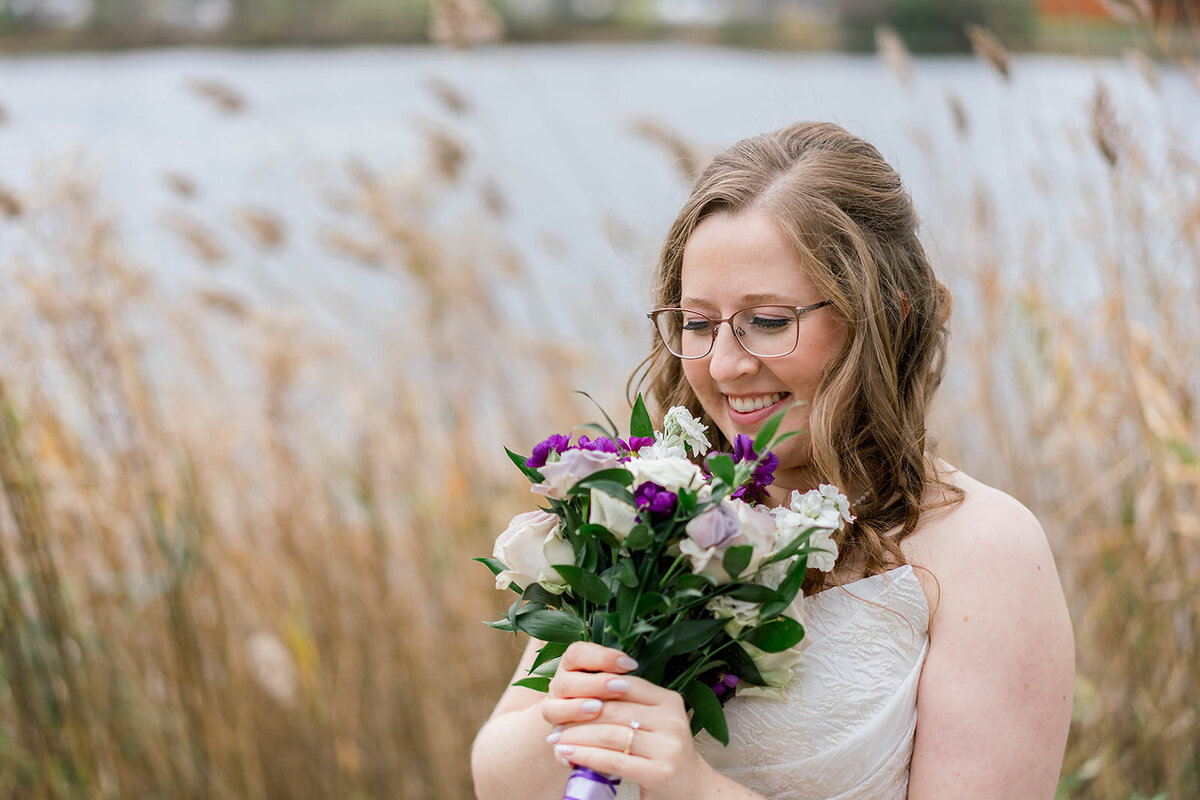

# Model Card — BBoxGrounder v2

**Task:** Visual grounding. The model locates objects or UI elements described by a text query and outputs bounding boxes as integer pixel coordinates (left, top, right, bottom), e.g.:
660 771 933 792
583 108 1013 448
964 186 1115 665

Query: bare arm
906 483 1075 799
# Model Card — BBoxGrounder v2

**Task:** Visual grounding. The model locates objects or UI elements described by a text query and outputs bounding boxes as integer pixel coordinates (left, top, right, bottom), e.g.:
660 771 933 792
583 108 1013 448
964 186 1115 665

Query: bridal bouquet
477 397 854 798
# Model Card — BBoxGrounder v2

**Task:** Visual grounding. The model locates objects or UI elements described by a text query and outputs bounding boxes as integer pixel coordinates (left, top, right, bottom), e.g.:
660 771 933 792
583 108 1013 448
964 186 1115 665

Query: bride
470 122 1074 800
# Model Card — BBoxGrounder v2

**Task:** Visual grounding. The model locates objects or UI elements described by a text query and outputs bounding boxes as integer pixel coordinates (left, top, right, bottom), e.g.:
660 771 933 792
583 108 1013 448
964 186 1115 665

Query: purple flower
634 481 677 518
621 436 655 453
575 435 621 454
729 434 778 504
527 434 571 469
685 503 742 549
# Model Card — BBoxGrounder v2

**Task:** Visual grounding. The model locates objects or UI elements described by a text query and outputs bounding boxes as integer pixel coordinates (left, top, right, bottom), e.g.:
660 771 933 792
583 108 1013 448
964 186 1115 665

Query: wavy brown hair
630 121 961 588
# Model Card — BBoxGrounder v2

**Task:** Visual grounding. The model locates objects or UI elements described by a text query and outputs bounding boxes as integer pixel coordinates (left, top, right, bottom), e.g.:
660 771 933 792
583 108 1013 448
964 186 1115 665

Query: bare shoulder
901 464 1062 628
903 463 1075 798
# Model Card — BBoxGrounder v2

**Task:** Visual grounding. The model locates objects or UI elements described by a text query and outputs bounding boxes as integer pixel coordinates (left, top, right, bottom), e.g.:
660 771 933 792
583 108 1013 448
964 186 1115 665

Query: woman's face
679 210 847 497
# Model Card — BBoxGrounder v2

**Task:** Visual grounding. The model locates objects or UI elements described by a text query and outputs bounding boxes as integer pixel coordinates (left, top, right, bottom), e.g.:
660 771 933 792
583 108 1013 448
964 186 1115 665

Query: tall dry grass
1 33 1198 800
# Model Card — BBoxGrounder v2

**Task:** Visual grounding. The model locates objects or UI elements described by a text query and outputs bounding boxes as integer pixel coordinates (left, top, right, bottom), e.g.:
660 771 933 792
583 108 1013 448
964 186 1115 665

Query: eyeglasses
648 301 833 359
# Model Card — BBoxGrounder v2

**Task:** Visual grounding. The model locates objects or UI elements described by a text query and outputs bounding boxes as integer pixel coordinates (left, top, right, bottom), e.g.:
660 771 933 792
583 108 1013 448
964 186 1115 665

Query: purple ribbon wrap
563 766 620 800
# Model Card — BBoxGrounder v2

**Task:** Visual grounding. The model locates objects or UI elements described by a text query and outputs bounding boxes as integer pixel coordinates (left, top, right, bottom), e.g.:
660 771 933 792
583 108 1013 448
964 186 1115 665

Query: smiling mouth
726 392 788 413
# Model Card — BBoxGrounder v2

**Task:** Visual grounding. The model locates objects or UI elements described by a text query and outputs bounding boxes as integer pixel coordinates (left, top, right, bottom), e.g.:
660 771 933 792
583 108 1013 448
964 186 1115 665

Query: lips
725 392 791 425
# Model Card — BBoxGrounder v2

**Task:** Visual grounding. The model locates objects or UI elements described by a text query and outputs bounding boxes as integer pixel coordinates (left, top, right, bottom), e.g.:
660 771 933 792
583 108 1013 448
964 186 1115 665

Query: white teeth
728 393 783 413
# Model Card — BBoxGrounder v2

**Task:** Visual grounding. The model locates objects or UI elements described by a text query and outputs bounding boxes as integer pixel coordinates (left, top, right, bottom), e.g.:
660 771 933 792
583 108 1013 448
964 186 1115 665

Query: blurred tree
839 0 1035 52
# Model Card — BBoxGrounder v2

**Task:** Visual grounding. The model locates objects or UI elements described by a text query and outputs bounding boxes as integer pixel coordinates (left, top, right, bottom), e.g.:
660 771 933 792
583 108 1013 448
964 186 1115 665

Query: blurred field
1 28 1198 800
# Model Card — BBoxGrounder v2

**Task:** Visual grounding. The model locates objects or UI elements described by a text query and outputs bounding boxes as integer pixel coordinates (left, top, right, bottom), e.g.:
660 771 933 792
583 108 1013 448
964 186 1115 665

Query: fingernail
555 744 575 756
545 725 562 744
580 699 603 713
616 655 638 671
559 757 571 768
606 678 630 693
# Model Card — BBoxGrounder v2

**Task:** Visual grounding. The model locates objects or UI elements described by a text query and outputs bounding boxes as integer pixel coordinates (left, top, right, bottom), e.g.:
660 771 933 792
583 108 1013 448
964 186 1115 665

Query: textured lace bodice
616 565 929 800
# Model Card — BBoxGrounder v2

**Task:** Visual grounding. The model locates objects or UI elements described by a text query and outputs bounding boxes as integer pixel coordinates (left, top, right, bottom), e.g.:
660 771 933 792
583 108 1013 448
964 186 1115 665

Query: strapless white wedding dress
615 564 929 800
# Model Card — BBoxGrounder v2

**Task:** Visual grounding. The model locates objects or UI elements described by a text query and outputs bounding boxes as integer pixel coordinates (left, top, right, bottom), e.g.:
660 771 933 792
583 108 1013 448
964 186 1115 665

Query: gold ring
623 719 641 755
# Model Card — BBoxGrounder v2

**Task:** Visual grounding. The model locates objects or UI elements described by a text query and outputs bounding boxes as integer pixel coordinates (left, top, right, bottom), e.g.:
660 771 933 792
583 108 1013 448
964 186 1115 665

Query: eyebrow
680 292 797 307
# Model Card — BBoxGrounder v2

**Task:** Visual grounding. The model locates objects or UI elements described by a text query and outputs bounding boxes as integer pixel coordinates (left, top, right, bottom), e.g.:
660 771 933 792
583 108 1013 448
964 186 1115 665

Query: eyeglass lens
655 306 800 358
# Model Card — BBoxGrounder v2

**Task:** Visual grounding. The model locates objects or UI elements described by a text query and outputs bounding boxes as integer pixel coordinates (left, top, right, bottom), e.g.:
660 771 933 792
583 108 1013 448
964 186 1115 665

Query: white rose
625 456 705 493
588 488 638 541
492 510 574 592
531 448 620 500
706 594 760 636
663 406 712 456
736 640 806 699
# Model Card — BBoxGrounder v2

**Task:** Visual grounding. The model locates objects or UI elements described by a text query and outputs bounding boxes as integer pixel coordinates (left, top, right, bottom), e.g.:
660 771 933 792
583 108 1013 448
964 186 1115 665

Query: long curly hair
629 121 961 588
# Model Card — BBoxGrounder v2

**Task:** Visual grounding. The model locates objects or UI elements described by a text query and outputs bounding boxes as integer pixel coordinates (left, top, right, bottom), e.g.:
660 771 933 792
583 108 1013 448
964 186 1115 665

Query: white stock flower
636 434 688 461
492 510 574 592
663 406 711 456
589 488 638 541
625 456 705 493
772 488 845 573
706 595 760 635
818 483 856 525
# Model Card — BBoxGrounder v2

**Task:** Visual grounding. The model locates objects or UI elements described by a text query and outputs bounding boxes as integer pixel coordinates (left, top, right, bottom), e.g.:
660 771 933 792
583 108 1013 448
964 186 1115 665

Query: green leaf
725 584 782 604
531 641 568 672
573 468 634 488
720 639 766 686
578 523 621 549
742 616 805 653
483 618 516 632
682 680 729 745
624 524 654 550
634 591 667 617
643 618 729 660
555 565 613 605
574 390 620 439
571 479 634 506
530 656 562 678
762 527 821 567
505 447 546 484
706 453 736 486
630 394 654 439
512 676 552 693
615 560 638 588
515 609 587 643
522 583 561 608
722 545 753 581
473 556 508 577
752 405 790 453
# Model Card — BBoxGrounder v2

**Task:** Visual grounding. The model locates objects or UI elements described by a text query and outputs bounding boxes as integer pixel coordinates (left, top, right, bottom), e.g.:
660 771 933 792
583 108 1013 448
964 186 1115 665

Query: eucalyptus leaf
742 616 805 653
555 565 613 606
515 609 586 643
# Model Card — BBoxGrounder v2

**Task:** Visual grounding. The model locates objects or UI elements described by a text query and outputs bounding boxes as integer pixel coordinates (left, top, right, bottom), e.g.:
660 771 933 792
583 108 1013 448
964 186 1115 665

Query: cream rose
492 510 574 592
588 488 638 541
531 448 620 500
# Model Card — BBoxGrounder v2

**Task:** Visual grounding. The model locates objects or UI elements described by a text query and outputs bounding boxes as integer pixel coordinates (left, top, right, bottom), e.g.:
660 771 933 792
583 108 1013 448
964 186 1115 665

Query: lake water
1 44 1196 426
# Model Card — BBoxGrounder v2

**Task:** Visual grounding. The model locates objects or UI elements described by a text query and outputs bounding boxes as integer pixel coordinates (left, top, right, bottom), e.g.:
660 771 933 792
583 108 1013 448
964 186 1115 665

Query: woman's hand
540 642 714 800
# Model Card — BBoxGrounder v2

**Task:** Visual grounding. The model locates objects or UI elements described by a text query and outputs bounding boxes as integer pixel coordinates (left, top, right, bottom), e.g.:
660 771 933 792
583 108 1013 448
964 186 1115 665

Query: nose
706 321 759 384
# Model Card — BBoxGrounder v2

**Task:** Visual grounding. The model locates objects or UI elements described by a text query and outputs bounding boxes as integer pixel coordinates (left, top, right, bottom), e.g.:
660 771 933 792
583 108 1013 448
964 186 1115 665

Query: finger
559 642 639 674
556 720 651 755
540 696 606 727
548 669 638 701
550 742 655 783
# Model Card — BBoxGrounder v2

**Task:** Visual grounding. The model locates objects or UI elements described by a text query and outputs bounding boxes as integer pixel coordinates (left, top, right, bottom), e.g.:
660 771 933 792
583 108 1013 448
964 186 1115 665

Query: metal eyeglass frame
647 301 833 359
